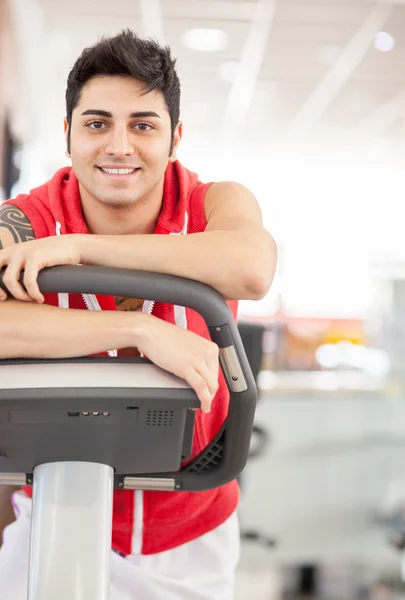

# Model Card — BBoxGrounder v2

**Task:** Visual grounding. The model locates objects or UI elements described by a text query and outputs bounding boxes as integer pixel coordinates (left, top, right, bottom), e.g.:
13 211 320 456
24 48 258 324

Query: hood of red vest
26 160 201 236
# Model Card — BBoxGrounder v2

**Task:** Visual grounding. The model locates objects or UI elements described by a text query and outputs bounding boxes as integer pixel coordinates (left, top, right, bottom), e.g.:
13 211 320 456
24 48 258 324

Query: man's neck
79 181 164 235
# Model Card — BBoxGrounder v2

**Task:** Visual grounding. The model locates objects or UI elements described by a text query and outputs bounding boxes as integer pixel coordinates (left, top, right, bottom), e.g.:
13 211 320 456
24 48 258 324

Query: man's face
65 75 181 208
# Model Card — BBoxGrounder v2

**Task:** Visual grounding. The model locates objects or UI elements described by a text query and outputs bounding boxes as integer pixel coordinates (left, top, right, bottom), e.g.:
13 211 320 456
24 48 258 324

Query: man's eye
88 121 106 130
135 123 154 131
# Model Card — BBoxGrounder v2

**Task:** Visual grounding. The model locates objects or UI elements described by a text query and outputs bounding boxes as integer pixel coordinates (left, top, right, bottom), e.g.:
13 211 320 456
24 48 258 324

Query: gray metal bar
0 473 27 486
219 346 247 392
123 477 177 491
28 462 114 600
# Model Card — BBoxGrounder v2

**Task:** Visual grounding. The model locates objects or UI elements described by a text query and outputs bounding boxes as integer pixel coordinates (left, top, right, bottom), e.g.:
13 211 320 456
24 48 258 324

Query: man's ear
64 118 71 158
169 121 183 162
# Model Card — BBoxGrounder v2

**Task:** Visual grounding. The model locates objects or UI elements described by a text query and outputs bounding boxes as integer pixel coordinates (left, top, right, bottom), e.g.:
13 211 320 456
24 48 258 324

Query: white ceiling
8 0 405 169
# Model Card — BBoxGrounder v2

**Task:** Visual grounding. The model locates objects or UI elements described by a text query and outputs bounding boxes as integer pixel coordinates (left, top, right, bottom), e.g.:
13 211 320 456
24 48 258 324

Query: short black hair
65 29 181 153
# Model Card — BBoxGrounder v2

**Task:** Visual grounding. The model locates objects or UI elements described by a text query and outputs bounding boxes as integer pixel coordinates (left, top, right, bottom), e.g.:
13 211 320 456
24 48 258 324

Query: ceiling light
181 28 228 52
374 31 395 52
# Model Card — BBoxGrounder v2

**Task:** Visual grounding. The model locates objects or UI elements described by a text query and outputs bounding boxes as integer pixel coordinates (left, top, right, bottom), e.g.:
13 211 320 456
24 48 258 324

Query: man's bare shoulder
204 181 264 230
0 204 35 249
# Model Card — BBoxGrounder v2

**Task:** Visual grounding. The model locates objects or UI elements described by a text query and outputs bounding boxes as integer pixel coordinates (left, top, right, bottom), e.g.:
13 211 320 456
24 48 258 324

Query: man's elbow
244 236 278 300
244 269 275 300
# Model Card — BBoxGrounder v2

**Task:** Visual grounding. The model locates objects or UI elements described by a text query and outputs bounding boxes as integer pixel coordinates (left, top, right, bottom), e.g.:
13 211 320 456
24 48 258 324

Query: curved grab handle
0 264 251 384
0 265 257 491
1 263 233 324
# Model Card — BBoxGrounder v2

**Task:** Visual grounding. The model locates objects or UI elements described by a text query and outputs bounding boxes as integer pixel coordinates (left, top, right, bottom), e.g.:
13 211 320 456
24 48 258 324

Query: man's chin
93 186 141 207
98 195 140 207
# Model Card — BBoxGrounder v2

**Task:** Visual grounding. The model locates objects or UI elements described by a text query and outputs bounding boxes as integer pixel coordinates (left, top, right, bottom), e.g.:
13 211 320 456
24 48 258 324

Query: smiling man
0 30 277 600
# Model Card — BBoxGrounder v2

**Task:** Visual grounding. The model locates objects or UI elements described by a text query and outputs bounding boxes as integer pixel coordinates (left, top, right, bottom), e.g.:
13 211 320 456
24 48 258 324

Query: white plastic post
27 462 114 600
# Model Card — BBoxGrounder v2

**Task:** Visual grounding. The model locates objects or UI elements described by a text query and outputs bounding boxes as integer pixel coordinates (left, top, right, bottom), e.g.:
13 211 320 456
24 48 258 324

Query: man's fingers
2 263 32 302
0 257 7 300
23 261 44 303
198 387 213 414
197 362 219 399
185 370 214 414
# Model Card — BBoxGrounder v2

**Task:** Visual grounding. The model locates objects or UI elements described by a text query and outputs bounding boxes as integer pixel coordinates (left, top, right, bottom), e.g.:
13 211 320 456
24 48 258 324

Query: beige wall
0 0 19 537
0 0 18 196
0 0 6 191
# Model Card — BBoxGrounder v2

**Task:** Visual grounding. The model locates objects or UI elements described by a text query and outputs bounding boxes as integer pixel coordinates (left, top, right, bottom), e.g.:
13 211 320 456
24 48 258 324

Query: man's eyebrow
81 109 112 118
80 109 161 119
130 111 161 119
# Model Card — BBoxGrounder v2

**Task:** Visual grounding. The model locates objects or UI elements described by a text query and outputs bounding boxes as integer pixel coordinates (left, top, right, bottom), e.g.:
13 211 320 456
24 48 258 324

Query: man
0 30 276 599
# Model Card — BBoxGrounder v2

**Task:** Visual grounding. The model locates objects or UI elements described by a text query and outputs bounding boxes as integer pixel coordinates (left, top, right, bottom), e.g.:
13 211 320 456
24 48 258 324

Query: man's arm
79 181 277 300
0 183 277 302
0 206 36 540
0 205 151 358
0 204 35 247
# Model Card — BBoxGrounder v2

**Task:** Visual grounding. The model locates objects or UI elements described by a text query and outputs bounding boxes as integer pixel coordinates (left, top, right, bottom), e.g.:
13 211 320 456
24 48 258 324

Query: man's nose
104 126 134 156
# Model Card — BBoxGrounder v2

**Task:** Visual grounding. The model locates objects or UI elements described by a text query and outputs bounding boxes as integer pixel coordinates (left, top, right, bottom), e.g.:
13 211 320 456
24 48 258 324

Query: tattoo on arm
114 296 127 308
0 206 35 243
114 296 144 311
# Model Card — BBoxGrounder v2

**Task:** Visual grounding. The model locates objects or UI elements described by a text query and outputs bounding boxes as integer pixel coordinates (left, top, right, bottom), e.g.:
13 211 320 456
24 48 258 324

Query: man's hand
136 315 219 413
0 235 84 303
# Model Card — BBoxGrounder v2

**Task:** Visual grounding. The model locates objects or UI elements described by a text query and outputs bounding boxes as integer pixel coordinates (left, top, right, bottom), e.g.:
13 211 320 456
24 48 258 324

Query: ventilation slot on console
146 410 174 427
184 431 226 473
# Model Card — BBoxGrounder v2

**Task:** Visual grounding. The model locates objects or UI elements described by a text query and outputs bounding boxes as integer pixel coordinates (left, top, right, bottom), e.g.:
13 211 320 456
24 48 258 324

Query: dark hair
65 29 181 153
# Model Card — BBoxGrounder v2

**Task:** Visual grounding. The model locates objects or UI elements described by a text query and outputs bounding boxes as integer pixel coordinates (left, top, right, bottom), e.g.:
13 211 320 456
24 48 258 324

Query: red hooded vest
4 160 240 555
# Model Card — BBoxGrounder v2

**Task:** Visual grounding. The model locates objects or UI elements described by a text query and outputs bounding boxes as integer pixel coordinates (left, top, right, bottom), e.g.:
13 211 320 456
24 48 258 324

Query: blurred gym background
2 0 405 598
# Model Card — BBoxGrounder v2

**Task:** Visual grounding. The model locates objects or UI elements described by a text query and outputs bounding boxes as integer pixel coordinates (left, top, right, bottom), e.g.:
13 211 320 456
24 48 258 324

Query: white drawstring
170 212 188 330
55 222 69 309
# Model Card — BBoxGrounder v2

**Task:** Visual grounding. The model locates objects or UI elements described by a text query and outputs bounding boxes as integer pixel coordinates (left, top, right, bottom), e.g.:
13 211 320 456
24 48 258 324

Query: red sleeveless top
4 160 240 555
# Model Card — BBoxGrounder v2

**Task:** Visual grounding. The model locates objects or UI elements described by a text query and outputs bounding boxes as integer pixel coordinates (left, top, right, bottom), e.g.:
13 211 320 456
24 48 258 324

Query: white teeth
100 168 136 175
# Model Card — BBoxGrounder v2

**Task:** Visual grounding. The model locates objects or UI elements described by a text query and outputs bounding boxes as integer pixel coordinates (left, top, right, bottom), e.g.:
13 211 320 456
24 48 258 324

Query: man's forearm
0 299 149 359
79 230 276 300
